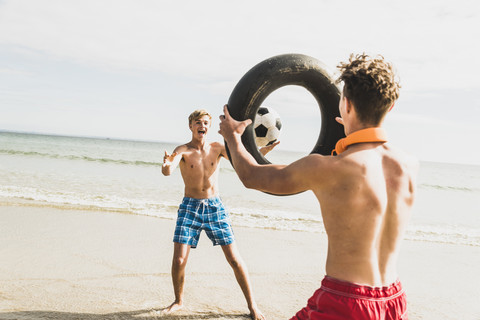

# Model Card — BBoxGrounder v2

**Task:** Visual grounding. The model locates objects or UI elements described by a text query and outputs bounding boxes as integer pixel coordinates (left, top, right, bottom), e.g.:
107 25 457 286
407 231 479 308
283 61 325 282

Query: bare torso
175 141 225 199
311 142 418 286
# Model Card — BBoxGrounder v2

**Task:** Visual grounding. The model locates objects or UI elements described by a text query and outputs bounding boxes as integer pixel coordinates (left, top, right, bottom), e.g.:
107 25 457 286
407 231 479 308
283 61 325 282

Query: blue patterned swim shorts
173 196 235 248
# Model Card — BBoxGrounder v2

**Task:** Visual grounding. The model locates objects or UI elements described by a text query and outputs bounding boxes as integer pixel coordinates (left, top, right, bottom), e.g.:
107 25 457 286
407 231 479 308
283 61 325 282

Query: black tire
226 53 345 166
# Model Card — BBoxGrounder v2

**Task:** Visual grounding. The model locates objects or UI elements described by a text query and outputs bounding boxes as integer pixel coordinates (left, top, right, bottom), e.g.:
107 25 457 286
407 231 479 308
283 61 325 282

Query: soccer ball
254 106 282 147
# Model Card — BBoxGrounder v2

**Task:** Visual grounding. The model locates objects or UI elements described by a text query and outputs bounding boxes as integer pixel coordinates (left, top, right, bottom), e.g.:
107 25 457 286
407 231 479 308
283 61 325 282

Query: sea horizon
1 130 479 247
1 129 478 167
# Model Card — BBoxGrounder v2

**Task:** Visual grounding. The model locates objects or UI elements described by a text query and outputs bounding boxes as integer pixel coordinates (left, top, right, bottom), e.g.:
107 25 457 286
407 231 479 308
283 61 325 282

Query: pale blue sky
0 0 479 164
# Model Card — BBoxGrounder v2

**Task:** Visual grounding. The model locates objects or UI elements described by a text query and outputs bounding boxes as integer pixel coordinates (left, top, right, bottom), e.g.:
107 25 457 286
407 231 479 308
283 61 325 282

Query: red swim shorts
290 276 407 320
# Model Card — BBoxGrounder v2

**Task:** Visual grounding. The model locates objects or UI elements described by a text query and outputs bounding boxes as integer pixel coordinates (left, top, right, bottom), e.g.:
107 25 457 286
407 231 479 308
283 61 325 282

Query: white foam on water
1 132 479 247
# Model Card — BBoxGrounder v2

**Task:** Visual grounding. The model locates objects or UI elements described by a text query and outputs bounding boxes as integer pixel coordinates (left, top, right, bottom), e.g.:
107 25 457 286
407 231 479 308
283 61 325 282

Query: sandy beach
1 205 479 320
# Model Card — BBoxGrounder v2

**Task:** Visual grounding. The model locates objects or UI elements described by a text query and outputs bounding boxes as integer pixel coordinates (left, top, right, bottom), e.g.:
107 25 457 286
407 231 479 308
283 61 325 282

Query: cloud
1 0 479 164
387 112 459 127
0 66 33 76
384 111 480 165
2 0 478 88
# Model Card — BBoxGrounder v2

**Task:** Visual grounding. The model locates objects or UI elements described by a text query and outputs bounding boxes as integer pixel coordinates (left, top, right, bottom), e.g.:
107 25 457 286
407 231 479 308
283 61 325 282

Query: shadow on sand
0 309 250 320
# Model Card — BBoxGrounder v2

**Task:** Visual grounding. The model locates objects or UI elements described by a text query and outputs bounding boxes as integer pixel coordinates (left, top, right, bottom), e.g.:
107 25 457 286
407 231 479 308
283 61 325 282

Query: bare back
175 142 226 199
311 142 418 286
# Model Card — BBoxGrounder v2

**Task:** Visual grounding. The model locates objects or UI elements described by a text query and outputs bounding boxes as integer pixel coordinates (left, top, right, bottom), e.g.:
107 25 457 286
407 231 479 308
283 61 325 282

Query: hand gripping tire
225 53 345 166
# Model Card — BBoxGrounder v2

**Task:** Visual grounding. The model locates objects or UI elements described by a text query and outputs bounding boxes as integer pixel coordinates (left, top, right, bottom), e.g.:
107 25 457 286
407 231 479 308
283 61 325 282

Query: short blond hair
188 109 212 125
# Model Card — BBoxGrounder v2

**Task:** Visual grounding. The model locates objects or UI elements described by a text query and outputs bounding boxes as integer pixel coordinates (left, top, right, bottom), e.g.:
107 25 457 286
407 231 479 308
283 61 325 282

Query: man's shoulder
384 144 419 170
209 141 225 149
285 154 347 191
173 143 191 152
292 153 341 176
209 141 226 156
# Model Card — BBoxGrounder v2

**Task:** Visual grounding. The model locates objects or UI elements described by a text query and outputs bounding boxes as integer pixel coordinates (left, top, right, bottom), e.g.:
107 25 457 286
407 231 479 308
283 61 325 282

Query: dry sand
0 205 479 319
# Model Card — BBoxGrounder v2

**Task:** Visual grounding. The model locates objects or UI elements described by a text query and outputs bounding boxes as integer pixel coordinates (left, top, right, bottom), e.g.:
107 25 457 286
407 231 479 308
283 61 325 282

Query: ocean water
1 131 479 246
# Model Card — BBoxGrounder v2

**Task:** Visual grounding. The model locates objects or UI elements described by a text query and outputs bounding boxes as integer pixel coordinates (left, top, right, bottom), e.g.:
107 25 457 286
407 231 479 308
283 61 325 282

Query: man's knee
172 243 190 269
226 255 244 269
172 255 188 269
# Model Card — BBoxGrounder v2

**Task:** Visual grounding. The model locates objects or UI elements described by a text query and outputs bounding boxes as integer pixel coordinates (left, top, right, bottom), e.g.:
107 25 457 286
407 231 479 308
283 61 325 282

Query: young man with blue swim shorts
219 54 418 319
162 109 278 320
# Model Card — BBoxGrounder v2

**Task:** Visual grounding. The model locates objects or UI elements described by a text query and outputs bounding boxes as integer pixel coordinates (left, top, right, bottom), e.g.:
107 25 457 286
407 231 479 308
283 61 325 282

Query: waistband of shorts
182 195 221 204
320 276 404 301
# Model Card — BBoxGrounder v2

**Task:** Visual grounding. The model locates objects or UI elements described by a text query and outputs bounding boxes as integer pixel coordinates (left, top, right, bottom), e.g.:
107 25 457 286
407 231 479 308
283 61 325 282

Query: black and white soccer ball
254 106 282 147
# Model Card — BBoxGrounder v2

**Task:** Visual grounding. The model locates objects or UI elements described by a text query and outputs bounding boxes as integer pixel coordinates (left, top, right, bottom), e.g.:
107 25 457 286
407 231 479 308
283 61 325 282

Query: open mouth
198 130 206 135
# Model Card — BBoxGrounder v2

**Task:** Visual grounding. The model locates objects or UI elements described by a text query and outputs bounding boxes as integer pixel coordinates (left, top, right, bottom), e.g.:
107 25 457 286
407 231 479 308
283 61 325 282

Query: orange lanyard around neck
332 127 387 156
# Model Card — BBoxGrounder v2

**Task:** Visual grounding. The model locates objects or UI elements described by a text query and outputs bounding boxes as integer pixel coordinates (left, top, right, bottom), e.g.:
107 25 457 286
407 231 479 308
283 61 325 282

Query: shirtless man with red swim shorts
219 54 418 319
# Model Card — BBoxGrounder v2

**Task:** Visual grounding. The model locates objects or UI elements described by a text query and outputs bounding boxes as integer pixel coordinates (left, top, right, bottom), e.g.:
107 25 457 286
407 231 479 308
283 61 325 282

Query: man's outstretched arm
162 150 182 176
219 105 313 195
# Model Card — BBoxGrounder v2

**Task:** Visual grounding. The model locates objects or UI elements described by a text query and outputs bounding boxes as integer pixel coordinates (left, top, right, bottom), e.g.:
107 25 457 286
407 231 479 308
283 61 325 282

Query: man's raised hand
218 105 252 142
163 151 178 166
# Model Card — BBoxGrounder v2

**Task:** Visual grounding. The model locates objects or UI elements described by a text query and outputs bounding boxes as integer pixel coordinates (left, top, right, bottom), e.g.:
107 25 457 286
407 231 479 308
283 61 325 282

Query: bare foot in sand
161 301 184 314
249 306 266 320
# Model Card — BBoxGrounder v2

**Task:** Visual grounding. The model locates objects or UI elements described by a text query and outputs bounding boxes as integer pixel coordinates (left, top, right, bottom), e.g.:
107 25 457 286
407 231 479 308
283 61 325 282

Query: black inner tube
225 54 345 193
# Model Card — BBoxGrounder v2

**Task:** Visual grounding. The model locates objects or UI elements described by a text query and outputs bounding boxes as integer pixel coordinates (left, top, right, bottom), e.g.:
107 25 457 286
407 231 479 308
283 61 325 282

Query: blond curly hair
337 54 400 125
